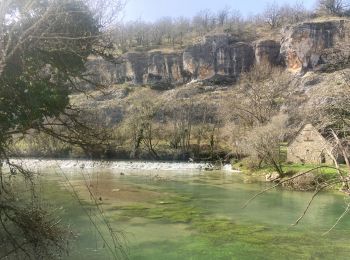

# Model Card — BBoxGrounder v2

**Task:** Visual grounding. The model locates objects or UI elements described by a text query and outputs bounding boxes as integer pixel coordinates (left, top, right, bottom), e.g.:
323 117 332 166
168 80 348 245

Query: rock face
86 52 188 90
116 51 189 89
124 52 149 84
86 19 350 88
99 35 256 88
85 57 121 87
183 35 255 83
255 40 283 66
281 19 350 71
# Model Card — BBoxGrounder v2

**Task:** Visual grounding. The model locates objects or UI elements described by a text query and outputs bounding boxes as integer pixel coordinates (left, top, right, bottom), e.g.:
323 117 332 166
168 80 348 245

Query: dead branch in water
242 166 341 209
243 165 350 233
323 201 350 236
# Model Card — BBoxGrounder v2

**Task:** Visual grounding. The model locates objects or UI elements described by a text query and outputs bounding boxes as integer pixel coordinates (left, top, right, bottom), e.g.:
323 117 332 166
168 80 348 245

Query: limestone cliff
255 40 283 66
281 19 350 71
121 35 257 86
183 35 255 83
86 35 275 88
122 51 188 88
85 52 187 90
86 18 350 88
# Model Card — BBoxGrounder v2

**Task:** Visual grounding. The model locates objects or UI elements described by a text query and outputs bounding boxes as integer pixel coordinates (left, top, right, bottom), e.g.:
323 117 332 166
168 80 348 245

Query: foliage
0 0 99 148
0 189 69 259
0 0 126 258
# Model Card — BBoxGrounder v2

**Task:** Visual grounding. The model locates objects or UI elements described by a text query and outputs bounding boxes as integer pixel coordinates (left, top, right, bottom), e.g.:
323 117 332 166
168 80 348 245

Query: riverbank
233 162 344 191
4 158 345 192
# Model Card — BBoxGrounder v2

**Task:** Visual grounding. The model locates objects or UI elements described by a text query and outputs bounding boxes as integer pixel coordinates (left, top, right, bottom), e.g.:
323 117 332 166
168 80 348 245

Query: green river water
40 168 350 260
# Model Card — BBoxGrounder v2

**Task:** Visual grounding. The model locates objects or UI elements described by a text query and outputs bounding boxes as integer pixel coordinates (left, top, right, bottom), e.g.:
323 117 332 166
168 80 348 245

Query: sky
122 0 317 22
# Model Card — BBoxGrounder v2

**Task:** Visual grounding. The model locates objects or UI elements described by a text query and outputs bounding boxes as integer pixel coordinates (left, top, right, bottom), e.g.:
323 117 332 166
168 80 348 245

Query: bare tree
87 0 125 28
173 17 190 45
123 90 161 159
217 6 230 27
317 0 350 16
192 9 215 35
280 2 309 24
227 9 243 28
242 114 288 174
156 17 174 44
228 63 292 126
263 1 282 28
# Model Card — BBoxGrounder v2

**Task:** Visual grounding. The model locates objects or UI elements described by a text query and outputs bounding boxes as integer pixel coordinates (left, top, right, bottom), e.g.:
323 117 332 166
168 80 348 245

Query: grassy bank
232 160 347 191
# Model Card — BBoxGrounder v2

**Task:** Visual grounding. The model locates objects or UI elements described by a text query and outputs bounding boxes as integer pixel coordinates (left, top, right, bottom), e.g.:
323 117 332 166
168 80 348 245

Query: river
23 160 350 259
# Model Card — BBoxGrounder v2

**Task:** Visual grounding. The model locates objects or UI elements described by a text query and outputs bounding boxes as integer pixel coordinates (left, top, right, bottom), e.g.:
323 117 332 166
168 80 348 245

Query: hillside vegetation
11 1 350 173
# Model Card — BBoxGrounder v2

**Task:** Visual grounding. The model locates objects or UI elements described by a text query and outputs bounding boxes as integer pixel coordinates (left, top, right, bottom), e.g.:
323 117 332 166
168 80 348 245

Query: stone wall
287 124 333 164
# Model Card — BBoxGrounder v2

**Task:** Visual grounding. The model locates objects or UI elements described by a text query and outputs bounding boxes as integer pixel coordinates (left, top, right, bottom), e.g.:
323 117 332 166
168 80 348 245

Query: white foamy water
6 158 216 172
222 164 236 172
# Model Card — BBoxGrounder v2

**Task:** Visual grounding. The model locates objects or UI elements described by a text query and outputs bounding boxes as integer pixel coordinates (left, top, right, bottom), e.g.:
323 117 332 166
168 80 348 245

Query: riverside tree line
112 0 350 52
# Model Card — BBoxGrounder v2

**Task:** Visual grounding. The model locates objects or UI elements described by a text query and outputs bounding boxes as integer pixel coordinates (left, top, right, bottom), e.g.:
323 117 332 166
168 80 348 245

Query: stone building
287 124 333 164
